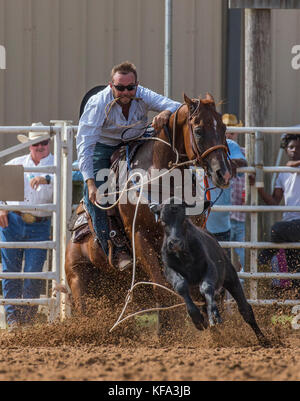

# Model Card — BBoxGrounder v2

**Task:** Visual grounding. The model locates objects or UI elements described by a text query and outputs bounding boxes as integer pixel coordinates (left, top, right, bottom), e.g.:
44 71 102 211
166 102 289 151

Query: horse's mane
190 96 222 125
200 98 214 105
197 95 225 108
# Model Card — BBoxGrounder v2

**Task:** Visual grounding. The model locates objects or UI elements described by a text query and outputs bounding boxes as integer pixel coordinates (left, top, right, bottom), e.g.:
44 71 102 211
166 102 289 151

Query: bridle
171 102 229 169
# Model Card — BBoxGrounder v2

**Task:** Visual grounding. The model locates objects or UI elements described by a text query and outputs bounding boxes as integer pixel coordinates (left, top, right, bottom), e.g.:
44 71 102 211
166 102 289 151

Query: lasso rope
92 135 207 332
106 171 205 333
96 170 186 333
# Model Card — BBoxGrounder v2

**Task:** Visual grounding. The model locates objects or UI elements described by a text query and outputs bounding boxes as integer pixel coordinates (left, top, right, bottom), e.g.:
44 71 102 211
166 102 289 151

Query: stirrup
108 240 132 271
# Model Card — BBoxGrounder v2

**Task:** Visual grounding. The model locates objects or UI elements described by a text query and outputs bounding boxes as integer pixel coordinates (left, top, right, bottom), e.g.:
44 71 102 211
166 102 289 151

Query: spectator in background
206 118 247 259
72 160 83 182
72 160 84 205
223 113 246 272
0 123 54 330
249 133 300 288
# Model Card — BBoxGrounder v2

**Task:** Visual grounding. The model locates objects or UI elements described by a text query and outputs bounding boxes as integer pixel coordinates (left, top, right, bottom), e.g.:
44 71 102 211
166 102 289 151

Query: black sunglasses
32 140 50 147
113 84 137 92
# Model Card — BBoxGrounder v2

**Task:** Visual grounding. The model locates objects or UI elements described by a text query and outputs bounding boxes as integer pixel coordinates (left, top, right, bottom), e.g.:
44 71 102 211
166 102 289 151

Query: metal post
249 131 263 301
49 121 63 322
164 0 172 98
51 120 73 320
62 124 73 319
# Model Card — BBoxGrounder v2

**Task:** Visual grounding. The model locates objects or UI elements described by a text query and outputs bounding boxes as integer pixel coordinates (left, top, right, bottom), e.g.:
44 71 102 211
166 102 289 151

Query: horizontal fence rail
0 298 52 306
0 205 56 212
0 241 56 249
226 127 300 134
220 241 300 249
0 272 56 279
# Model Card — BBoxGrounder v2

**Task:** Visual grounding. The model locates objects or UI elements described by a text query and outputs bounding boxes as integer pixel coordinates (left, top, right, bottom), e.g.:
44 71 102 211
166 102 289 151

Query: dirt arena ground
0 293 300 381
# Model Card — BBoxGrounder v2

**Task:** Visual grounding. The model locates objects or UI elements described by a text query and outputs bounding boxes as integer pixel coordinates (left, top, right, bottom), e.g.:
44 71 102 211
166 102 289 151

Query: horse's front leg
164 266 207 330
134 231 174 333
68 272 86 314
65 242 88 315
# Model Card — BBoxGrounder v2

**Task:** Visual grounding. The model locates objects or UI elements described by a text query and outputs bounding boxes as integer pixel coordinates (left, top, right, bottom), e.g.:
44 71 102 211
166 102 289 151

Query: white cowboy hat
222 113 243 127
17 122 49 143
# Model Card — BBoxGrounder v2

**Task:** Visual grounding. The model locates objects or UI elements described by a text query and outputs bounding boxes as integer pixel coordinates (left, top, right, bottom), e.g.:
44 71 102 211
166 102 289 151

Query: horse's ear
183 93 193 106
183 93 197 113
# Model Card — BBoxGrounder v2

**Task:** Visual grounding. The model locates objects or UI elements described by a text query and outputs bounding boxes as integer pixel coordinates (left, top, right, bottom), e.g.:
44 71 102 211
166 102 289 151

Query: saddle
68 201 92 243
68 200 132 270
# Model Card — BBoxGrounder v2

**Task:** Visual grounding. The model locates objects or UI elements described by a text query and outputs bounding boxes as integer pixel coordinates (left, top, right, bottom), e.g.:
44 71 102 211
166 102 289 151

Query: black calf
152 197 269 346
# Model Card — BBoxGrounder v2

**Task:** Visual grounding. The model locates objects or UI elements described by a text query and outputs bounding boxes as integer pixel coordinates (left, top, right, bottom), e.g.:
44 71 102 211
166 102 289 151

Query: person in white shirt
0 123 54 329
77 61 181 271
249 133 300 285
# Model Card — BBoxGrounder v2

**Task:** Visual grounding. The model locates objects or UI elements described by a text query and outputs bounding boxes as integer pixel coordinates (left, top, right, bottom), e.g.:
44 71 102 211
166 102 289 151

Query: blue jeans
230 219 245 270
83 142 122 255
0 212 51 325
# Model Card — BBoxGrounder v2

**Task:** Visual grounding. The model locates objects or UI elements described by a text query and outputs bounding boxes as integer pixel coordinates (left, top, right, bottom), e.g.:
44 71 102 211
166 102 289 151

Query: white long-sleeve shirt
2 153 54 217
76 85 181 182
275 168 300 222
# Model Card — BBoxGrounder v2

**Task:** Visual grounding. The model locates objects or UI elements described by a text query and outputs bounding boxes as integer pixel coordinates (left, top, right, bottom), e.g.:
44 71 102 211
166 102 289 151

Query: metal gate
219 126 300 306
0 121 74 324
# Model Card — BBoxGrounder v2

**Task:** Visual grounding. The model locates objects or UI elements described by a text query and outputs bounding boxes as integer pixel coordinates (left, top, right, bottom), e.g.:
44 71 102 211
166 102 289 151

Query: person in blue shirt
76 61 181 271
206 138 247 257
72 160 83 182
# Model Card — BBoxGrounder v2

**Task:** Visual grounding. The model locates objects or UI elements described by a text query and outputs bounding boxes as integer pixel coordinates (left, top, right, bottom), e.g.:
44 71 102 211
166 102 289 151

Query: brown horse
65 93 232 325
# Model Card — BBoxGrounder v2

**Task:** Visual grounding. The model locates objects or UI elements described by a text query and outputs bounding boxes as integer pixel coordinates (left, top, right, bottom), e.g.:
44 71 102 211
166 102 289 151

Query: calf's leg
199 280 222 326
224 272 269 346
164 267 207 330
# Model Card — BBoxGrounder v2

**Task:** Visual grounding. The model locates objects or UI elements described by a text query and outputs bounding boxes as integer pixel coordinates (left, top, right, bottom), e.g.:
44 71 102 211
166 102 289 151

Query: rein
169 102 229 168
187 120 228 168
167 101 229 228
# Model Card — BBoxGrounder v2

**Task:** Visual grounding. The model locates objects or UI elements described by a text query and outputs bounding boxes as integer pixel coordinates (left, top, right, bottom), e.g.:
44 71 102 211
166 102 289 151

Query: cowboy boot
107 214 133 271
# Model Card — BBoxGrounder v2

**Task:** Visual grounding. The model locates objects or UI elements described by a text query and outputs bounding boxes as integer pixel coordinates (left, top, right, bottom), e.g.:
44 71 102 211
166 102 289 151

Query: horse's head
183 93 232 189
